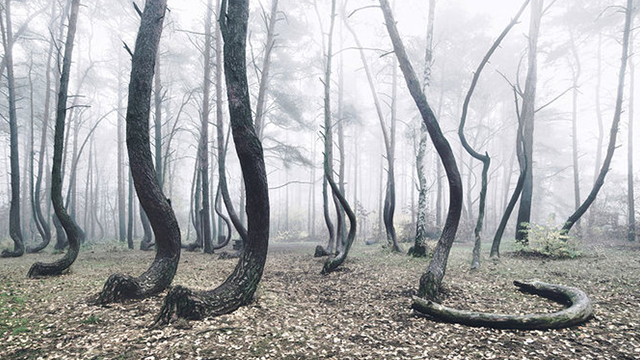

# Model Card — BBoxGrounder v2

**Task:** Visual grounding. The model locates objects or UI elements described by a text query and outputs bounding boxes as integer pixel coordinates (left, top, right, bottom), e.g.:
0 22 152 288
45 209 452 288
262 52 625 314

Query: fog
0 0 634 246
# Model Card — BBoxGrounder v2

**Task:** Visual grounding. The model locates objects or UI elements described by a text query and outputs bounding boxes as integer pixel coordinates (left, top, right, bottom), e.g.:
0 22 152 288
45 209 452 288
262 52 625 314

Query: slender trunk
28 3 56 253
491 89 527 258
321 0 338 254
628 26 636 242
28 0 82 276
457 0 529 268
411 0 435 258
570 33 582 234
254 0 279 139
562 0 634 234
0 0 24 257
201 0 214 253
515 0 543 244
127 169 134 249
117 51 127 243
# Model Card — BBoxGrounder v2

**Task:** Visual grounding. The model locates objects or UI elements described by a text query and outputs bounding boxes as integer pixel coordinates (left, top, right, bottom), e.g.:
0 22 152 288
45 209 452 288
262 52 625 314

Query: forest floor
0 239 639 360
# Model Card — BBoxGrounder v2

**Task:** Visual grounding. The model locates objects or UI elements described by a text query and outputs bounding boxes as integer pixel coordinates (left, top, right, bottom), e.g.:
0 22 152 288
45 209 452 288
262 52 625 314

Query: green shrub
516 222 581 259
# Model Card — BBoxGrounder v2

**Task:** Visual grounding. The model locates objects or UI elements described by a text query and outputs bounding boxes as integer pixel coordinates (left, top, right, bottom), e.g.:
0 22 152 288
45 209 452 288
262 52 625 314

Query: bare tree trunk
27 3 55 253
628 26 636 242
28 0 82 276
411 0 435 258
319 0 338 255
215 0 248 243
562 0 634 235
154 0 270 322
515 0 543 244
379 0 463 301
127 169 134 249
200 0 214 254
458 0 529 269
253 0 279 139
569 33 582 234
117 51 127 243
97 0 181 303
0 0 24 258
491 89 527 258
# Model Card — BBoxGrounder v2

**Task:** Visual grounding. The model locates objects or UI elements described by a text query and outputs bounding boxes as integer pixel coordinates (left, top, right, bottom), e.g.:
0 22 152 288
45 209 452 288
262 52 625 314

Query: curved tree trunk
412 280 593 329
458 0 529 269
27 7 56 253
561 0 633 235
379 0 463 301
28 0 82 277
96 0 181 304
1 0 25 258
490 89 527 258
322 168 356 274
212 184 232 251
153 0 270 324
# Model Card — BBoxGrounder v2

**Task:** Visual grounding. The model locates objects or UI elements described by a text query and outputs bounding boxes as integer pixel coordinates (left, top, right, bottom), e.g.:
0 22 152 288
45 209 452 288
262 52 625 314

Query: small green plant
516 222 581 259
82 314 102 324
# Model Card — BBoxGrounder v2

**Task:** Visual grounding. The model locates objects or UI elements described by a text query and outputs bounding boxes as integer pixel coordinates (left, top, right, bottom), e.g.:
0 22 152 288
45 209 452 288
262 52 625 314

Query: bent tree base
96 258 178 304
412 280 593 330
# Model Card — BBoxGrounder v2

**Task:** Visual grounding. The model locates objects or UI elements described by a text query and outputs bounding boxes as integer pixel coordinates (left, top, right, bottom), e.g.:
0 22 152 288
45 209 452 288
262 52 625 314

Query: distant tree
561 0 634 235
28 0 82 276
154 0 270 323
0 0 24 258
96 0 181 303
378 0 462 301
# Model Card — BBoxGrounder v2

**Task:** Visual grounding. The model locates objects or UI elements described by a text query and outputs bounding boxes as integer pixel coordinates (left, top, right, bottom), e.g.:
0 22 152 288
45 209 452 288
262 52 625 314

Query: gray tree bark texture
28 0 82 277
412 281 593 330
379 0 463 301
410 0 435 258
515 0 543 244
153 0 270 324
1 0 25 258
96 0 181 303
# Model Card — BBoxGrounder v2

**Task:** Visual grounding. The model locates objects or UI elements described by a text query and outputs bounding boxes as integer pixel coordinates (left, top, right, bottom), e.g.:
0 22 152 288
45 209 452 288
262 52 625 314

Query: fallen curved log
411 280 593 330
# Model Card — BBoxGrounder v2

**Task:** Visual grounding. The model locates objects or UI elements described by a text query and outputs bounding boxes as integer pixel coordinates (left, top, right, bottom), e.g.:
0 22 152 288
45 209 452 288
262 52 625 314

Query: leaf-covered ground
0 241 639 359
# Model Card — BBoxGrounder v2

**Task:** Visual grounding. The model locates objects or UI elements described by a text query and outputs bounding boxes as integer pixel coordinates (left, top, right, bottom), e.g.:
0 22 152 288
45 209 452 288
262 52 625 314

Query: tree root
152 286 208 327
412 280 593 330
95 273 142 304
27 261 70 278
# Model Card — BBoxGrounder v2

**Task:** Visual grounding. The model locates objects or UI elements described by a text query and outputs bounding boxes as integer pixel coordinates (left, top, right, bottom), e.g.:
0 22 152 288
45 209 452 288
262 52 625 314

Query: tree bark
561 0 634 235
154 0 270 323
28 0 82 276
96 0 181 303
379 0 463 301
458 0 529 269
412 280 593 329
628 23 636 242
200 0 214 254
411 0 435 258
515 0 543 244
0 0 24 258
117 50 127 243
490 88 527 258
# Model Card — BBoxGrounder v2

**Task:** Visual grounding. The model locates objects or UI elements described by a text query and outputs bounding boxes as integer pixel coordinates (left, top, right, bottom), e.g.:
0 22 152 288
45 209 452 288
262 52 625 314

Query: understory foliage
516 223 581 259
